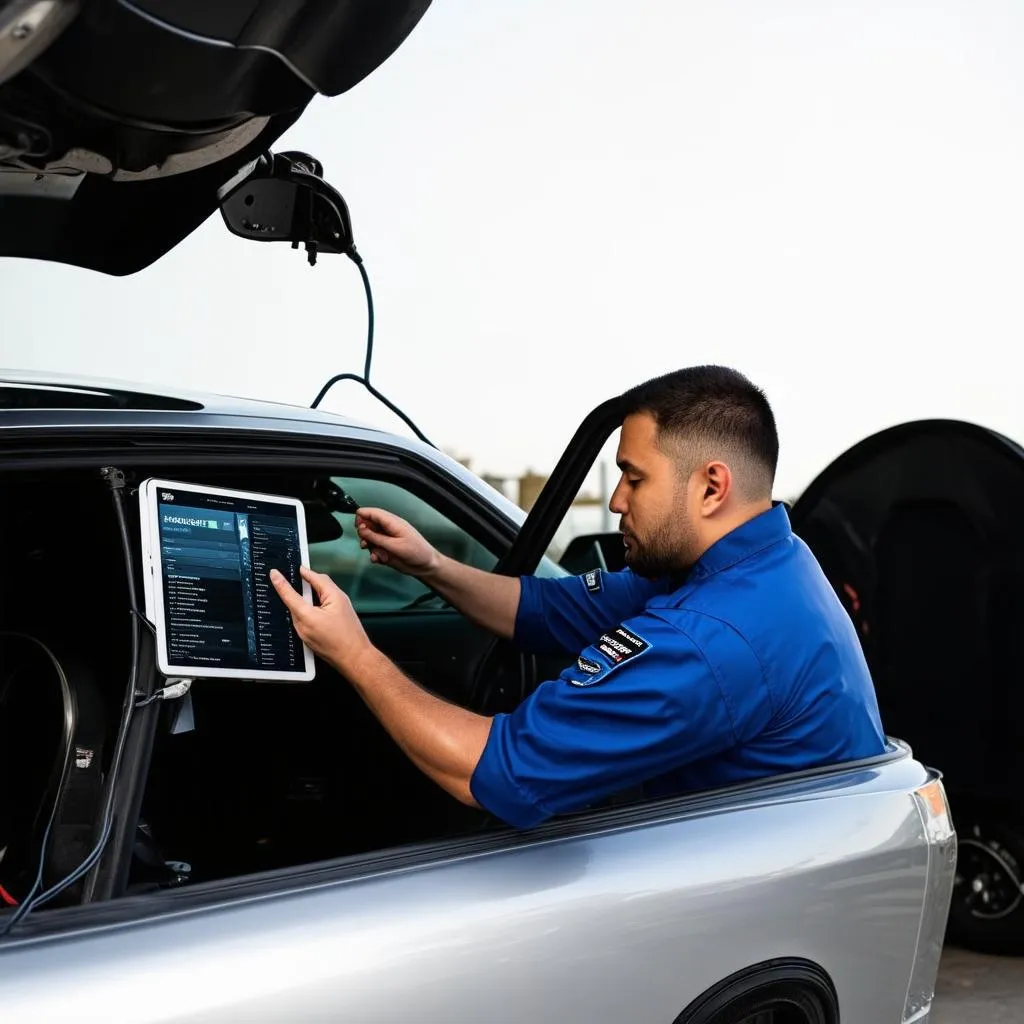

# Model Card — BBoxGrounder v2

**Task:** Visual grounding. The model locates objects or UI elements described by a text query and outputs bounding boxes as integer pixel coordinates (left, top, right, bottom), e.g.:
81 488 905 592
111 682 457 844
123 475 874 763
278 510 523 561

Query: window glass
308 477 502 612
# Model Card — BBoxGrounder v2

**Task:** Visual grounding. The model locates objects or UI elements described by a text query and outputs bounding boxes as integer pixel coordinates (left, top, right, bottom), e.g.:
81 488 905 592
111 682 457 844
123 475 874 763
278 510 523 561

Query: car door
0 405 939 1023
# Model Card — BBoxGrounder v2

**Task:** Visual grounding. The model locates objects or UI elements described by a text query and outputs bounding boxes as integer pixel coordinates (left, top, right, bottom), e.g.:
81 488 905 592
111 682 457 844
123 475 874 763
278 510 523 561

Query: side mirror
219 151 356 265
559 532 626 576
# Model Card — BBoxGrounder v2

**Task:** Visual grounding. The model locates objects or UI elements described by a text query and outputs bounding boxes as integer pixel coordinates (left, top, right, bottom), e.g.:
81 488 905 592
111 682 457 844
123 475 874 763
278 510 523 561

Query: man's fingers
356 507 404 537
355 510 404 563
270 569 305 615
358 524 395 549
298 565 340 603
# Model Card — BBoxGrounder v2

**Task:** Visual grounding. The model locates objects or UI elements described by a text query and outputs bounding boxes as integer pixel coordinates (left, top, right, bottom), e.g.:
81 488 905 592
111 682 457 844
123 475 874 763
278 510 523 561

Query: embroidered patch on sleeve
566 624 653 687
583 568 602 594
595 625 650 666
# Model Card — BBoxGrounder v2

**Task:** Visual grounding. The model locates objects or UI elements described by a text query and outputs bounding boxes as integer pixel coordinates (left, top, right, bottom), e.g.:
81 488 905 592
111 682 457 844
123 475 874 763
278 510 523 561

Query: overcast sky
2 0 1023 499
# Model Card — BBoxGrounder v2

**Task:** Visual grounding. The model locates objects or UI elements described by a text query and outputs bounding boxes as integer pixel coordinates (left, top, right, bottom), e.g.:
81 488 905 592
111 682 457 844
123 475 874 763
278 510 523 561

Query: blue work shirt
470 503 886 829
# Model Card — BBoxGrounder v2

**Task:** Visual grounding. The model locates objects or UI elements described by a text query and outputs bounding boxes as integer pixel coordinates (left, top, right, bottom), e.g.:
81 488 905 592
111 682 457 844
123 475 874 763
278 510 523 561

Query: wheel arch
673 957 839 1024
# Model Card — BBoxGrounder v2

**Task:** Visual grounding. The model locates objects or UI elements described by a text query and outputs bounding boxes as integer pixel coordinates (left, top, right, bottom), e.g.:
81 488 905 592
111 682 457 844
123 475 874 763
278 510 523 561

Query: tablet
139 478 316 681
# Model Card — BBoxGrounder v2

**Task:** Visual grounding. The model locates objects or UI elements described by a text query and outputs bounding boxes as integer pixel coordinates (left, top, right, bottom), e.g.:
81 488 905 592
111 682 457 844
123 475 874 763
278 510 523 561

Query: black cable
132 606 157 638
3 470 149 932
0 636 75 937
0 816 57 936
309 257 434 447
310 258 374 405
355 256 373 382
20 817 114 912
78 470 148 903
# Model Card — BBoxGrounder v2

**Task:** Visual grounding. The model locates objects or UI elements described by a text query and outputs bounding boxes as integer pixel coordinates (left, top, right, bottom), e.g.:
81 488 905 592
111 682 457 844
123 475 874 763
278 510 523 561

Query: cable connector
100 466 127 491
134 678 193 708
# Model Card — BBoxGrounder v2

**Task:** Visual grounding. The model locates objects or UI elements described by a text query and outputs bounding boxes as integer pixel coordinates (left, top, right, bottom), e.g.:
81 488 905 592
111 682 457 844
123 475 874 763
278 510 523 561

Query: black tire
675 960 837 1024
713 986 828 1023
948 819 1024 955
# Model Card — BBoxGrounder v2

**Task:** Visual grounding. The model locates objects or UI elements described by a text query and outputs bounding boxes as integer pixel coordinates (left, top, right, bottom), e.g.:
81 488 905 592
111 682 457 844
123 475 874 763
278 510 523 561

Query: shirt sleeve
471 610 756 829
513 567 667 655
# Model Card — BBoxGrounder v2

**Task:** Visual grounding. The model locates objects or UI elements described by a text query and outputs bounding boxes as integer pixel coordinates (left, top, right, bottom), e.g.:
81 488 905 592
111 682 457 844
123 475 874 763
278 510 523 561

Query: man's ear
700 460 733 515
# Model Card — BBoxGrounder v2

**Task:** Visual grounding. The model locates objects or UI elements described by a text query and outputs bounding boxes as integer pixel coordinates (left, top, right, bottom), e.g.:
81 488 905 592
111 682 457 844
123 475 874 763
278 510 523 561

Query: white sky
2 0 1024 499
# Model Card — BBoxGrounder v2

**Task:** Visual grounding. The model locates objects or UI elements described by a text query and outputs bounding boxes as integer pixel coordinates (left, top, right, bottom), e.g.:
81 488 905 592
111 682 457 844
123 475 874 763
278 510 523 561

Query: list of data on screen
156 488 304 671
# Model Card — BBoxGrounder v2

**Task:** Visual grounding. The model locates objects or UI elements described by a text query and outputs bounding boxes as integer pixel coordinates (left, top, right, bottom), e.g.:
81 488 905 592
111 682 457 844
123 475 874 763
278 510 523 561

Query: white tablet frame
139 477 316 681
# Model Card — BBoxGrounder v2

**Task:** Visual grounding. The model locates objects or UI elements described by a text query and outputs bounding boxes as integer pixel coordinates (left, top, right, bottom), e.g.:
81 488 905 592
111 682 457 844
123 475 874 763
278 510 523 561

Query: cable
5 678 189 922
309 257 434 447
18 816 114 912
354 256 373 382
78 469 148 902
0 635 75 937
0 817 56 936
3 469 149 933
134 679 192 709
132 606 157 638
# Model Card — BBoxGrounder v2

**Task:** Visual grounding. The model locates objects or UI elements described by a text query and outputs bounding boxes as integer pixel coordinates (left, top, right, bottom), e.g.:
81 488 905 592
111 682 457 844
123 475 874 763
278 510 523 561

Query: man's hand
356 506 521 641
355 508 439 578
271 563 492 814
270 566 372 675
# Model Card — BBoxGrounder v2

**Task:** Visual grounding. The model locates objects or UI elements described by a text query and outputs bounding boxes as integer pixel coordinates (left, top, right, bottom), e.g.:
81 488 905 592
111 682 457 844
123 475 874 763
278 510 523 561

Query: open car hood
0 0 432 275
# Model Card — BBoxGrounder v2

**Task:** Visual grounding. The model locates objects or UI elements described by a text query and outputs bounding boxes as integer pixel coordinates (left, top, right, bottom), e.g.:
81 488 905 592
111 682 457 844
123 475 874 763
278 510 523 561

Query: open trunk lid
791 419 1024 806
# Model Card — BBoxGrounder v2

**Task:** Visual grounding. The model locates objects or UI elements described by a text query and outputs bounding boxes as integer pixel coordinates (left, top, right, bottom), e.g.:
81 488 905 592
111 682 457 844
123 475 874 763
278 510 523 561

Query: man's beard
624 512 699 579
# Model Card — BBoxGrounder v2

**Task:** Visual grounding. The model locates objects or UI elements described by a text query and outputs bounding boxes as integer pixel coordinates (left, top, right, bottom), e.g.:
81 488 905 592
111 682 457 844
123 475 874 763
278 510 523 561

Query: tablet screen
152 484 308 675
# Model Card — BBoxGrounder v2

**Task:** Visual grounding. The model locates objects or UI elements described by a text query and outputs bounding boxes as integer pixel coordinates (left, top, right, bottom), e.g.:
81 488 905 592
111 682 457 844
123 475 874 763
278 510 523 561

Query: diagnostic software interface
155 486 305 673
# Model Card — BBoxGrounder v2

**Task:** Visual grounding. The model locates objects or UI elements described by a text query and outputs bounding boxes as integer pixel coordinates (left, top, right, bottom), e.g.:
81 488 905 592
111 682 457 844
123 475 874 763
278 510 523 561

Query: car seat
871 498 993 794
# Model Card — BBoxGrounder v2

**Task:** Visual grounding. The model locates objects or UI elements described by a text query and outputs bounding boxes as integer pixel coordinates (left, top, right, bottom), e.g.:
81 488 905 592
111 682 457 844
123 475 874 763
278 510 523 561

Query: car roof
0 368 530 527
0 368 373 427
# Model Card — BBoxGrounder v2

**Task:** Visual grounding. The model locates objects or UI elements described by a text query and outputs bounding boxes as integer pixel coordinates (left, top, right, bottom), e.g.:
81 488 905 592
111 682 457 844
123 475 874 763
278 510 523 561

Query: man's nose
608 482 627 516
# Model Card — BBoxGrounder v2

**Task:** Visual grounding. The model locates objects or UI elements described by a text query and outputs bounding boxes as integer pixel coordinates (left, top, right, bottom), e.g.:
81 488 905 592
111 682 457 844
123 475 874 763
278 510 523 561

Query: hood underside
0 0 432 274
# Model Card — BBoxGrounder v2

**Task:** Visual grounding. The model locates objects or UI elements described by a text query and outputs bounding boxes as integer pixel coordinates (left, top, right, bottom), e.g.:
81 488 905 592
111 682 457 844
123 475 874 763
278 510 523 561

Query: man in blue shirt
271 366 887 829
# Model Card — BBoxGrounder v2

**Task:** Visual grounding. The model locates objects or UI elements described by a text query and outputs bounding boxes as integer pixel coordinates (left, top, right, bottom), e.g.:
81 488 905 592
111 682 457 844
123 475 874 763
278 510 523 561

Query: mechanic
270 365 887 829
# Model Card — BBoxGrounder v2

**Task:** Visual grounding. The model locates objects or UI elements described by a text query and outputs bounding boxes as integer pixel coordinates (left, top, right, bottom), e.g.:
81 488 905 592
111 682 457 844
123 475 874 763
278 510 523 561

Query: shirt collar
688 502 792 582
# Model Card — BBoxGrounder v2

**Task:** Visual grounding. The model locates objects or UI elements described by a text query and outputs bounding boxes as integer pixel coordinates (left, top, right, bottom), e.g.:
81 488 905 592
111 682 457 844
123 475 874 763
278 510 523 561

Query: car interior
0 458 558 912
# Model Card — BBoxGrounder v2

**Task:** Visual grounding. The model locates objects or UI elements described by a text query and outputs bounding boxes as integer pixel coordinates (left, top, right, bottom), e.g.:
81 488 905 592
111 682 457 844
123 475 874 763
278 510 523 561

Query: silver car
0 4 958 1019
0 371 955 1024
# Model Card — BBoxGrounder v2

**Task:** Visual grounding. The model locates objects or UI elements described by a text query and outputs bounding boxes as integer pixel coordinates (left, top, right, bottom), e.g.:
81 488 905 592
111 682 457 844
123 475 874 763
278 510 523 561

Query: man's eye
627 477 642 486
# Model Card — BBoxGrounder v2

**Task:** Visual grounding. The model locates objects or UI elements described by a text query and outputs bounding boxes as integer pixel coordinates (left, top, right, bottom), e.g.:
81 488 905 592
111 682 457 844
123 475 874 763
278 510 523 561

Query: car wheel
675 963 837 1024
948 819 1024 955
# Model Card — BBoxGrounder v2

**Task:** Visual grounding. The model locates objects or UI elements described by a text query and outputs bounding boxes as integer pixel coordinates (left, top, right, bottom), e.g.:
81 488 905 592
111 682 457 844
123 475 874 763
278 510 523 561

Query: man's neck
698 499 773 556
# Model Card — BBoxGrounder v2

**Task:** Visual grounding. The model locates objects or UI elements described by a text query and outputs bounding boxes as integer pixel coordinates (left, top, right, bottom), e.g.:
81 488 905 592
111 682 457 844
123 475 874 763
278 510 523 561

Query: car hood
0 0 432 275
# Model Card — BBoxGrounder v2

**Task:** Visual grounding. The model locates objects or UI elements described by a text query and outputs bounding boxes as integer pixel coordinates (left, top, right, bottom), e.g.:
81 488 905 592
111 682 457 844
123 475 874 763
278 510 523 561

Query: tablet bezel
140 477 316 681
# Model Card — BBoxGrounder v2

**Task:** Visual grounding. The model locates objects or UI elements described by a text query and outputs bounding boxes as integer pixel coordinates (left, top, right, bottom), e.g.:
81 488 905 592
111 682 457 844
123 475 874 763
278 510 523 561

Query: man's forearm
419 554 521 640
346 645 492 806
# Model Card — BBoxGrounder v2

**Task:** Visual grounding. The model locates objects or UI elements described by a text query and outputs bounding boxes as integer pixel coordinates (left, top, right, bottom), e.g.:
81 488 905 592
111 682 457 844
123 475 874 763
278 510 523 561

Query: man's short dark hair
620 366 779 498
